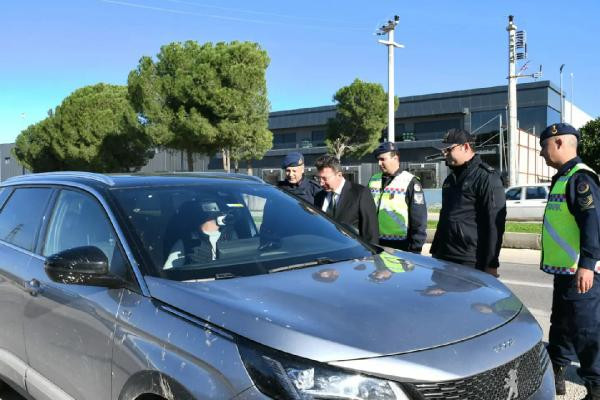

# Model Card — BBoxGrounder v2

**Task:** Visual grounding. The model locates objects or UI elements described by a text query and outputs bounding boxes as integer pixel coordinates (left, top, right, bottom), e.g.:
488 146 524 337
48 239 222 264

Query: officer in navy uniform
538 123 600 399
368 142 427 253
430 128 506 276
277 152 321 205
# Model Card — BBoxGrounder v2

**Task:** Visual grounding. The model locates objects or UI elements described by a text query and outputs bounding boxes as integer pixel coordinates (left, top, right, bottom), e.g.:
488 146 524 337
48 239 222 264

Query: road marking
501 279 553 289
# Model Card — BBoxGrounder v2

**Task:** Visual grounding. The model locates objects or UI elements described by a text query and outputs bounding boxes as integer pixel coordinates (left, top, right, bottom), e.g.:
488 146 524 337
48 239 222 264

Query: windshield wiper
269 257 337 274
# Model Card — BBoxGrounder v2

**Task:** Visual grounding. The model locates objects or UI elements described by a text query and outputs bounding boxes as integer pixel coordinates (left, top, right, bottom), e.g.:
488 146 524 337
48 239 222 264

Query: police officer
277 152 321 204
368 142 427 253
539 123 600 399
430 128 506 276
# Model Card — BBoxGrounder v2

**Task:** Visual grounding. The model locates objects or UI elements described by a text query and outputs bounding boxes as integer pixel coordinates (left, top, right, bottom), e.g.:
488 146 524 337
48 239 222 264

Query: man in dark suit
314 155 379 244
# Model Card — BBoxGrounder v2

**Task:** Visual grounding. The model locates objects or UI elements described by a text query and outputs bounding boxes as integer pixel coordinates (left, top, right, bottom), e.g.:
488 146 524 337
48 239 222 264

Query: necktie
327 193 337 216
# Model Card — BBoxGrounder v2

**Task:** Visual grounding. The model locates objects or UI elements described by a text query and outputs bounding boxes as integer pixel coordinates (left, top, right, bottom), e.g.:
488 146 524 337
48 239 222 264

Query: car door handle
25 279 41 296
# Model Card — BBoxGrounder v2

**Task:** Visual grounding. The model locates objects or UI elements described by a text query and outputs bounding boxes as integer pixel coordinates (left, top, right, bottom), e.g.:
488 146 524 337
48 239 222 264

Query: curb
426 229 541 250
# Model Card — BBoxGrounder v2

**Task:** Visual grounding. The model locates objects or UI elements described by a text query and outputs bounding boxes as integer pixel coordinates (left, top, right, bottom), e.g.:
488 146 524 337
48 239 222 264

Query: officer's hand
576 268 594 294
484 267 499 278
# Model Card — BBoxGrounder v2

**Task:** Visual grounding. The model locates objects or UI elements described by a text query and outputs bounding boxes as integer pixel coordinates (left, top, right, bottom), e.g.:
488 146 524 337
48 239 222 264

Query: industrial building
0 80 592 186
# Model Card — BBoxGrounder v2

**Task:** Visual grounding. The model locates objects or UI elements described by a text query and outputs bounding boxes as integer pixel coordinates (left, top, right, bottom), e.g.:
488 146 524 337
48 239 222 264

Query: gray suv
0 172 554 400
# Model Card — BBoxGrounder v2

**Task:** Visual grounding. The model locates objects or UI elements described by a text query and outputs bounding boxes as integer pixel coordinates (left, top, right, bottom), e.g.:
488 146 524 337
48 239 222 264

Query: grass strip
427 220 542 234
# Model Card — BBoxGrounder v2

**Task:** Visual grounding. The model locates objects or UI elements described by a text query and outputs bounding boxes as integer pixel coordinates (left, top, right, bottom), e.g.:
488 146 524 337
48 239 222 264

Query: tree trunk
234 158 239 173
186 149 194 172
222 148 231 172
247 160 253 176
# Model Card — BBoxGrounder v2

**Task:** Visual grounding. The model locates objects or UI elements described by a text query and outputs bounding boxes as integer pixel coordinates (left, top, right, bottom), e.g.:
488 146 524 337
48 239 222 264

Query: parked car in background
0 172 553 400
505 183 550 221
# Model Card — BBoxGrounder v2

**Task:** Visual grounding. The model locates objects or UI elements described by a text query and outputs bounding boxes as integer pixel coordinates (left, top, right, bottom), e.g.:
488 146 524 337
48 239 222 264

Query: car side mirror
45 246 125 289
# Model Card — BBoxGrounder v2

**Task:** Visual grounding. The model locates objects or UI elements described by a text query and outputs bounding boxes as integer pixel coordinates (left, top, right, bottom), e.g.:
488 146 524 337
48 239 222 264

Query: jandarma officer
277 152 321 205
538 123 600 399
368 142 427 253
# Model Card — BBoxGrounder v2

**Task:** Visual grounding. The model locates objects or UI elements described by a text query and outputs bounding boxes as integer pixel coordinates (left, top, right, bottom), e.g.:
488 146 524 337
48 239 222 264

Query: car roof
1 171 266 190
506 183 550 189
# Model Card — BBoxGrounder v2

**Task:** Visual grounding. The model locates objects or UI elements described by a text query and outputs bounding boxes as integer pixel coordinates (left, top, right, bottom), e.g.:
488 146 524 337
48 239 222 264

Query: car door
523 186 548 220
0 187 53 390
505 187 523 220
24 188 131 400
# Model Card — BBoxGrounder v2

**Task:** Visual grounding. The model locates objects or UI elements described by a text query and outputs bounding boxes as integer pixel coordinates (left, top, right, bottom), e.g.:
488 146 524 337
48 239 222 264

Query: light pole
570 72 574 124
377 15 404 143
506 15 519 187
559 64 565 123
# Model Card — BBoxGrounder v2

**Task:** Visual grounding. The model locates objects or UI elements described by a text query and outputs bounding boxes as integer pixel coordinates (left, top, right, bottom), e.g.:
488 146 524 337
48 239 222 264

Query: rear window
0 187 53 251
111 182 372 281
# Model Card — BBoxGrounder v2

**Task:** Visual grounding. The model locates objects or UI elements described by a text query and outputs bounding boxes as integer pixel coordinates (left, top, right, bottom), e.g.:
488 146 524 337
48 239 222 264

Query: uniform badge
578 195 595 210
551 124 558 135
414 193 425 204
414 183 422 192
577 182 590 194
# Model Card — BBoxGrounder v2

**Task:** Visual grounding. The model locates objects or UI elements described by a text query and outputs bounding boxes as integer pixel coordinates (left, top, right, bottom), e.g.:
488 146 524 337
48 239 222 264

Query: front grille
406 342 549 400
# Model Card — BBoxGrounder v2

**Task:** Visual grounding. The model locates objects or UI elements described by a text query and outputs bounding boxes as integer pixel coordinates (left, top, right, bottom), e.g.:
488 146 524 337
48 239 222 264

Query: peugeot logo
493 339 514 353
504 363 519 400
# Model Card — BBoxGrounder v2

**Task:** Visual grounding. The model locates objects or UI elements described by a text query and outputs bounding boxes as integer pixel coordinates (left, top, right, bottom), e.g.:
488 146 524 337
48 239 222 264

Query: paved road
0 247 586 399
497 251 586 399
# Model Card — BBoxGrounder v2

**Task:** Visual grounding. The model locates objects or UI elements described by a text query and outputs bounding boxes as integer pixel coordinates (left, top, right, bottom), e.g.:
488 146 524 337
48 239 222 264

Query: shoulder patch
577 182 590 195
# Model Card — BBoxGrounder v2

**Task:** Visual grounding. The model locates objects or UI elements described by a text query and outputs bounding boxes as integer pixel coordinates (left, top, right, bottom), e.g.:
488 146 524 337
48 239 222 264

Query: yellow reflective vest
541 163 598 275
368 171 414 242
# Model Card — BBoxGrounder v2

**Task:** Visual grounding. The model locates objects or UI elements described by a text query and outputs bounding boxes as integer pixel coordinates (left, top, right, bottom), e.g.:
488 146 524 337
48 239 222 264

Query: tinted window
414 119 461 140
506 188 522 201
0 188 53 251
526 186 547 200
43 190 127 276
0 187 12 209
111 182 372 281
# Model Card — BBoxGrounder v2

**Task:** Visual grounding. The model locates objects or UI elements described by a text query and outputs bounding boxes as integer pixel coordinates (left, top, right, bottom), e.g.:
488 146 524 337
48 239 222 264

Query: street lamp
559 64 565 123
570 72 574 124
377 15 404 143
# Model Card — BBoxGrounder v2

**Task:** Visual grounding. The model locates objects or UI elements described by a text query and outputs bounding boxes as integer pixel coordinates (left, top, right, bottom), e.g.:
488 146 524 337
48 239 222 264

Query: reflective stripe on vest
541 163 599 275
368 171 414 241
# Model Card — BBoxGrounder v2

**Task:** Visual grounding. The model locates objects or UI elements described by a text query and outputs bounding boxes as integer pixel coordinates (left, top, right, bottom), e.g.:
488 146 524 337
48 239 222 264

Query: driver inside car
163 206 236 269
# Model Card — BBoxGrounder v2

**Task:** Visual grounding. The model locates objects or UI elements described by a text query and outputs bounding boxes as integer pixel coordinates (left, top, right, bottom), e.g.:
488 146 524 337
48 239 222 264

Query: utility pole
377 15 403 143
506 15 519 187
506 15 541 187
559 64 565 123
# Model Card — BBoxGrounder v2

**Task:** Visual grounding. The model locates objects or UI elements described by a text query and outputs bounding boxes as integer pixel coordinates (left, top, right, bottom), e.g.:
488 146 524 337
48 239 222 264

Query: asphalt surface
0 247 587 399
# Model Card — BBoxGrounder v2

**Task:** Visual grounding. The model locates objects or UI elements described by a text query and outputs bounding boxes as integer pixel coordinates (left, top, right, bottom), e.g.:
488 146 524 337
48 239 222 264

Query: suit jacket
315 180 379 244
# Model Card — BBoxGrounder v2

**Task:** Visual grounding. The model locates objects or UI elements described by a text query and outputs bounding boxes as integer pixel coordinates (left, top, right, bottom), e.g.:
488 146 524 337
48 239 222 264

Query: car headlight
239 342 410 399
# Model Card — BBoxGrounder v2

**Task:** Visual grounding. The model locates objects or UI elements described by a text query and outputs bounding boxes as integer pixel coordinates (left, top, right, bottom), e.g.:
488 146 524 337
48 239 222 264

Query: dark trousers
547 273 600 386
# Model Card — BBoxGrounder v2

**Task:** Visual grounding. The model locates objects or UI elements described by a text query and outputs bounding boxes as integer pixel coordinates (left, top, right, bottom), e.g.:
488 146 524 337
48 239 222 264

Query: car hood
145 252 522 362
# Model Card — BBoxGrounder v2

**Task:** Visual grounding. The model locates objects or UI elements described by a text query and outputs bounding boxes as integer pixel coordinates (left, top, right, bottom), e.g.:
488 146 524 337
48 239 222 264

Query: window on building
273 132 297 149
311 130 326 146
471 110 504 135
414 119 461 140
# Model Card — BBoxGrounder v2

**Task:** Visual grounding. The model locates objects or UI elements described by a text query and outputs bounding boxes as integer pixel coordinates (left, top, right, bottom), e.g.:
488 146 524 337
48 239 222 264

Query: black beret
281 152 304 168
373 141 398 157
539 123 580 145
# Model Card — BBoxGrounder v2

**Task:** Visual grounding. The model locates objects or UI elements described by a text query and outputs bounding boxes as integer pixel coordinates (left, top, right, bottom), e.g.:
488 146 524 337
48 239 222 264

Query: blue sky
1 0 598 143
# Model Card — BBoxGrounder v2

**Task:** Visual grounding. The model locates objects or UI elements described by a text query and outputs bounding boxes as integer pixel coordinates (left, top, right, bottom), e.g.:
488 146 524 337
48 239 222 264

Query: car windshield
110 181 374 281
